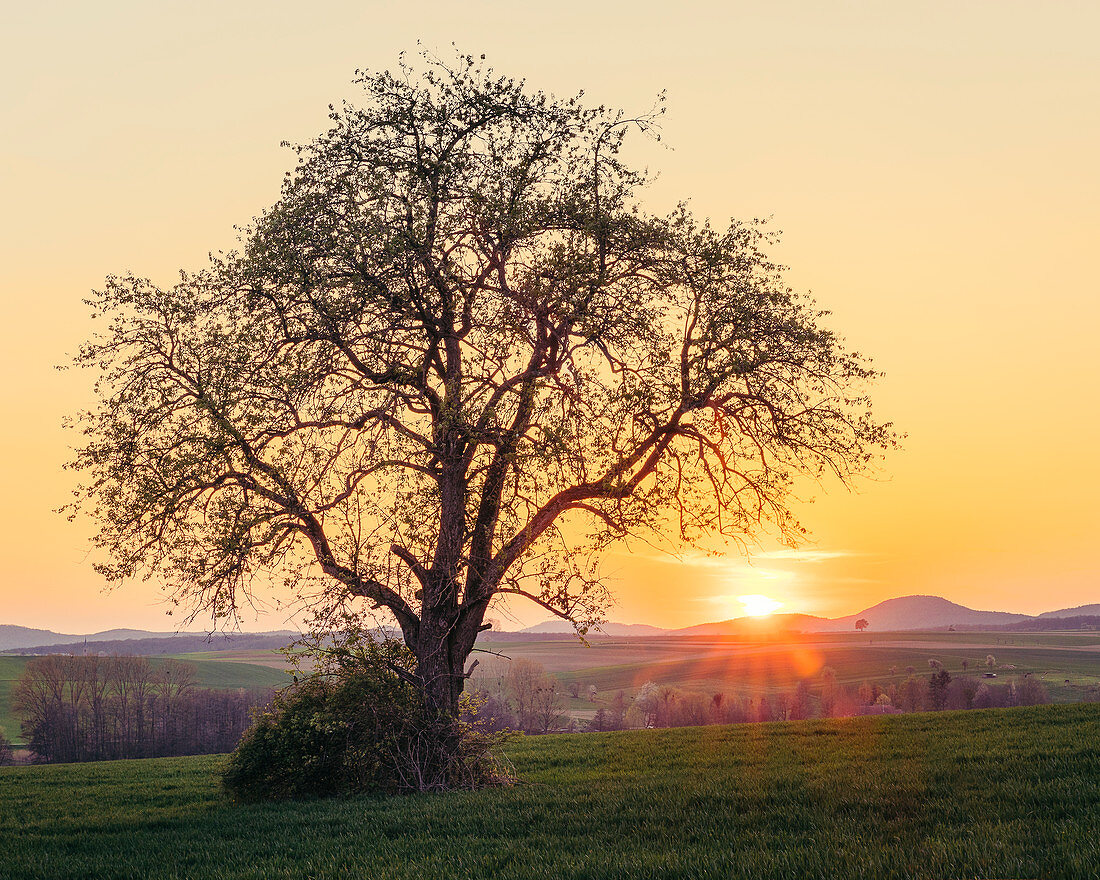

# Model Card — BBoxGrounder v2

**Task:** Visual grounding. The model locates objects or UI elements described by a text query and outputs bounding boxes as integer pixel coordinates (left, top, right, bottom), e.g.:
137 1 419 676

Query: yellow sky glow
1 1 1098 632
738 596 784 618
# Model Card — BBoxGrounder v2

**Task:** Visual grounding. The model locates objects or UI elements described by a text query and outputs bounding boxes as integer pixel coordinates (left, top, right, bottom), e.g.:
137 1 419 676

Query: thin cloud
750 549 861 563
621 548 862 567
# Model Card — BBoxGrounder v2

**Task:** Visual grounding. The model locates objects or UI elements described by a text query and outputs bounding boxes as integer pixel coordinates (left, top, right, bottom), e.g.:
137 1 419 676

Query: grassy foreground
3 704 1099 880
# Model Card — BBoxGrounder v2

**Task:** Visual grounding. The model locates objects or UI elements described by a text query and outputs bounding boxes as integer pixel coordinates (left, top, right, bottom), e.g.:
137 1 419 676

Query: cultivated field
471 630 1100 718
2 703 1098 879
0 656 24 745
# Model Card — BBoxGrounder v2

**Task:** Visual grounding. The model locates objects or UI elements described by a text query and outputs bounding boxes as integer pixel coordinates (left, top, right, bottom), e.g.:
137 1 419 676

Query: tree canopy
69 51 893 714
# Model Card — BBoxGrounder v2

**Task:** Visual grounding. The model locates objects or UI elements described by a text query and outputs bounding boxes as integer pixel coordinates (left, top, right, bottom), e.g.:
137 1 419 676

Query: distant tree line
951 615 1100 633
468 659 568 734
10 632 296 657
12 654 273 763
466 660 1060 735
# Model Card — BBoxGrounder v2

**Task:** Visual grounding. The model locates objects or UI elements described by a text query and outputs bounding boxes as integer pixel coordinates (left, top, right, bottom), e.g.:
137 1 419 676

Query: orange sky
2 1 1097 633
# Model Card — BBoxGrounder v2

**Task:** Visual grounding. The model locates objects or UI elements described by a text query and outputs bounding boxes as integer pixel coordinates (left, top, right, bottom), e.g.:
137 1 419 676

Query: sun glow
738 594 783 617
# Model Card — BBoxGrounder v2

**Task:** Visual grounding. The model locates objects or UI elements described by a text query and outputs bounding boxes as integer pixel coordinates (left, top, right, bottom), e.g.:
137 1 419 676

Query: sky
1 1 1097 633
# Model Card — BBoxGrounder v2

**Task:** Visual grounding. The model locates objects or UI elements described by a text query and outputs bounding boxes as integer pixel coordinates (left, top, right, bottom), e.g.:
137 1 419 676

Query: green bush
223 638 510 800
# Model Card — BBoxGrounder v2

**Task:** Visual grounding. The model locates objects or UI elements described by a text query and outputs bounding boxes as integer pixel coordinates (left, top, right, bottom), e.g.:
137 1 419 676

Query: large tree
69 52 893 716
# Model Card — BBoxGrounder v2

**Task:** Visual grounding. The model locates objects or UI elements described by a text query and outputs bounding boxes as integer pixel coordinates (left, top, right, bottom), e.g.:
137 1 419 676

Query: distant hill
9 593 1097 651
678 596 1099 634
666 598 1034 636
0 625 298 654
1037 604 1100 619
827 595 1032 632
521 620 669 636
9 632 300 656
0 625 216 652
956 615 1100 633
517 596 1096 637
0 625 76 652
670 613 833 636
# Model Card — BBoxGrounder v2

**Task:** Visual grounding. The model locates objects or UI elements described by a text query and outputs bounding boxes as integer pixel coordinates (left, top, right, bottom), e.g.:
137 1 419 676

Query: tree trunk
413 596 489 718
416 614 463 717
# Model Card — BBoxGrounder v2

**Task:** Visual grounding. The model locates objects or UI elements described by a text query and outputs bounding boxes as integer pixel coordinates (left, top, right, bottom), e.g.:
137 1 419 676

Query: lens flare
738 594 782 617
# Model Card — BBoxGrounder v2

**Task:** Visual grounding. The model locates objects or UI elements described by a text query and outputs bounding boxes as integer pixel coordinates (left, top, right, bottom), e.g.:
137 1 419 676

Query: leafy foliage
223 637 509 800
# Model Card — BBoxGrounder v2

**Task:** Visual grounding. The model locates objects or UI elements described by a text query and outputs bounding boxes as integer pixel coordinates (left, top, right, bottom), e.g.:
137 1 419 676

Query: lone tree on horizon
855 618 869 632
68 51 893 718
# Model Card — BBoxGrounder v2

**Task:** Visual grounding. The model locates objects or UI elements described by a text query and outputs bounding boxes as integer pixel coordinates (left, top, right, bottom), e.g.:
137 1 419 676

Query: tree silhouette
855 618 869 632
68 51 893 717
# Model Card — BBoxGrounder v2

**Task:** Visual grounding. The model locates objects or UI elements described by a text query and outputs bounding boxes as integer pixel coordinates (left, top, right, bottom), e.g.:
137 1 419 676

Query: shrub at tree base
223 640 511 801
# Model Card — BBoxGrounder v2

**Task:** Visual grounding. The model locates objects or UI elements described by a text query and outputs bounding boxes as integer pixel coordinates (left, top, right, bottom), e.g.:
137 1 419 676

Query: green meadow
2 703 1098 879
0 657 24 745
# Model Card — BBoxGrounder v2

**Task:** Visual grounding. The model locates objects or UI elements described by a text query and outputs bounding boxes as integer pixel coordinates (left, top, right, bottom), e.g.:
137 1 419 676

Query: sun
738 594 783 617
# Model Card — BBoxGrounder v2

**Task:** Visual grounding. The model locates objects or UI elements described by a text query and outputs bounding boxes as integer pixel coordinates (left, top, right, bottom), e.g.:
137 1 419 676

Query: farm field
2 703 1098 879
470 631 1100 716
172 648 299 670
0 657 24 746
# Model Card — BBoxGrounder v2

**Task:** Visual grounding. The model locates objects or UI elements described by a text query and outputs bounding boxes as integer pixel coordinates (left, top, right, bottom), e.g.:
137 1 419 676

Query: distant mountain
828 595 1032 632
0 625 74 652
673 596 1095 635
10 632 301 656
0 625 298 654
671 613 833 636
959 615 1100 633
516 593 1097 638
521 620 670 636
542 596 1094 638
10 593 1097 652
1037 604 1100 619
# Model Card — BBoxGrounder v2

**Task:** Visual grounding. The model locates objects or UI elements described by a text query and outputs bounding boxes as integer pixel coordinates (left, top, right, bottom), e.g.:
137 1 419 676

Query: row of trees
467 659 1057 736
881 673 1050 712
624 681 817 729
12 654 273 763
614 672 1053 731
469 660 568 734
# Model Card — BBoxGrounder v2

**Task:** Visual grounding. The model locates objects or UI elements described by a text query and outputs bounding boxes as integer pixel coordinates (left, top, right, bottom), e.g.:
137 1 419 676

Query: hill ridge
521 594 1090 636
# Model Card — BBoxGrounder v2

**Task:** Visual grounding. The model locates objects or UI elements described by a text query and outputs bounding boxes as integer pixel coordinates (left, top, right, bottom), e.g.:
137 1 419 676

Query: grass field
0 657 24 745
2 703 1098 879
